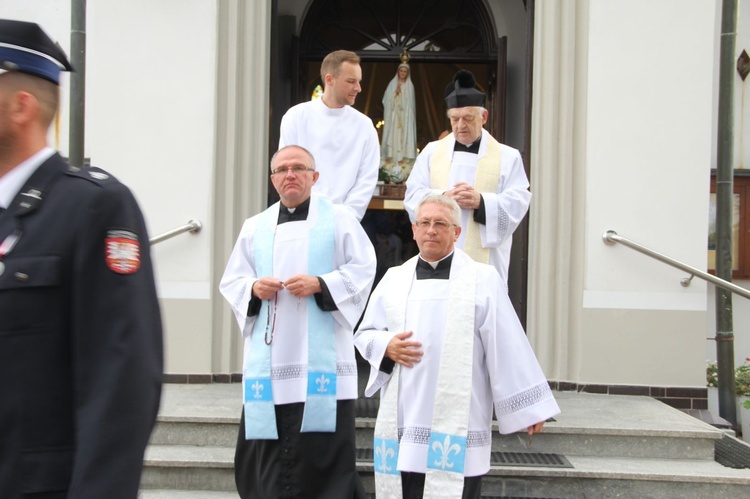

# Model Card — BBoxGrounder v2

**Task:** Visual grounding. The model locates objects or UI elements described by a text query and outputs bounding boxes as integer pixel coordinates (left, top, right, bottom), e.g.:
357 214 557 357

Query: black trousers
235 400 365 499
401 471 483 499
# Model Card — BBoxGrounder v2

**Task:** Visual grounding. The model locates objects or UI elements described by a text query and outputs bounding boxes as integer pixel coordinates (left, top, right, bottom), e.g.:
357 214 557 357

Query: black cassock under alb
235 400 365 499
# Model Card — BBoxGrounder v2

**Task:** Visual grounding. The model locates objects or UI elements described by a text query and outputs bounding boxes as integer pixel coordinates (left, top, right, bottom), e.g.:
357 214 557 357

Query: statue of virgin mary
381 52 417 181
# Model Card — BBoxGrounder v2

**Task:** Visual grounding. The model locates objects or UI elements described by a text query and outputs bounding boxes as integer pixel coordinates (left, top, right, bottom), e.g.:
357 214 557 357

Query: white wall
84 2 216 299
3 1 219 373
4 1 217 289
585 0 714 300
580 0 716 385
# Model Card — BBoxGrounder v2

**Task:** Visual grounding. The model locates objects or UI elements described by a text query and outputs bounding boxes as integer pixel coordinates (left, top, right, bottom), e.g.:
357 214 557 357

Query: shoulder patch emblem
105 230 141 274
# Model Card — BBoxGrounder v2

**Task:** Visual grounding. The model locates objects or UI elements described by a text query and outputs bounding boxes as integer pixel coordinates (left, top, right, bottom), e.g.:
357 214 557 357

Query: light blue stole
243 197 337 439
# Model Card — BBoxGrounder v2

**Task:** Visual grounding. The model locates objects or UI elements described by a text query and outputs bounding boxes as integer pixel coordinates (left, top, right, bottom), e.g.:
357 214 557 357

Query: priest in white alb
355 194 559 499
279 50 380 221
220 145 376 498
404 70 531 286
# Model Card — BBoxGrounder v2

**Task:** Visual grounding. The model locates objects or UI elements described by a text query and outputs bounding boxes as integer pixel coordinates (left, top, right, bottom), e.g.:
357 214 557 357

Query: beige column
527 0 588 381
211 0 272 374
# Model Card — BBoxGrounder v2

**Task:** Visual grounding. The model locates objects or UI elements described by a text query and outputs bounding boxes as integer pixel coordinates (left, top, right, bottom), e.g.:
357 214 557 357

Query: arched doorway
269 0 533 323
295 0 506 147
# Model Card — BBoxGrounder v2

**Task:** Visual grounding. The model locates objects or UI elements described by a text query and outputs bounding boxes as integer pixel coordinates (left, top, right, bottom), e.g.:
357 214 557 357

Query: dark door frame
269 0 536 326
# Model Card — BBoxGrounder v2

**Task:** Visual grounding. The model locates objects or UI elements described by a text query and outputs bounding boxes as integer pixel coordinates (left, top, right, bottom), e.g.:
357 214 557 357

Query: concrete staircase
139 384 750 498
140 384 237 498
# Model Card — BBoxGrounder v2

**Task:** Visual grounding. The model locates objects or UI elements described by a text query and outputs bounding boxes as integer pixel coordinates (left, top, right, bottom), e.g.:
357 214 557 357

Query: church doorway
270 0 534 324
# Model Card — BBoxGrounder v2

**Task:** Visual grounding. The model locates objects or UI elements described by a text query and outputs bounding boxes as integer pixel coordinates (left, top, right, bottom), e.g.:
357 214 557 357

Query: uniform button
15 272 29 282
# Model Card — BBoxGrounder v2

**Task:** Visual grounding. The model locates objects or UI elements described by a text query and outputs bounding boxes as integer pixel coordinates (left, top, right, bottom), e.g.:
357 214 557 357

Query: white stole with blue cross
243 197 337 439
374 253 476 498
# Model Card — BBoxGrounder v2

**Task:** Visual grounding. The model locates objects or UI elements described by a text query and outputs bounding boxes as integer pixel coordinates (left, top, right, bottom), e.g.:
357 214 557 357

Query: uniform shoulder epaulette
64 165 119 186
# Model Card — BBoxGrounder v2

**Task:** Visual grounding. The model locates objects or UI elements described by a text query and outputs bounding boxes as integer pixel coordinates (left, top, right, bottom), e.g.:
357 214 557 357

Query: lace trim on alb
269 362 356 381
494 382 552 417
494 204 510 241
397 426 490 448
341 272 363 309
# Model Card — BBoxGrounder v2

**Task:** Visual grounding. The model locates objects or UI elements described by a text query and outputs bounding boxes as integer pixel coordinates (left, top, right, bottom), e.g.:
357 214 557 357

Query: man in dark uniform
0 19 163 498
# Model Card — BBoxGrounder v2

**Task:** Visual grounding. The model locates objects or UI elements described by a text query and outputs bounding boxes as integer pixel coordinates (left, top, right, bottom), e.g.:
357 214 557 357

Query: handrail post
715 0 739 428
602 230 750 301
604 228 745 428
150 219 203 245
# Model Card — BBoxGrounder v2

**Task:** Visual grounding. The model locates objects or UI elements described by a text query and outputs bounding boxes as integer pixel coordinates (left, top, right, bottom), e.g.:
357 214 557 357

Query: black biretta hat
444 70 485 109
0 19 73 85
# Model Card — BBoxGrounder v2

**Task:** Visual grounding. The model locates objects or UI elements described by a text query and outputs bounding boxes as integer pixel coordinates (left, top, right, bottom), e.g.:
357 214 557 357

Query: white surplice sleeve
219 216 261 336
476 267 560 434
319 205 376 330
478 138 532 249
344 120 380 221
278 106 298 149
353 269 400 397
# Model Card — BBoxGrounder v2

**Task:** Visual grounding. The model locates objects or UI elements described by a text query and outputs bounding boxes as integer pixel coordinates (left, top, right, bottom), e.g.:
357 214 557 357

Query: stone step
141 385 750 497
356 392 724 461
152 389 723 462
139 491 238 498
357 455 750 498
355 419 719 462
477 455 750 498
150 419 238 447
141 447 750 497
141 445 235 492
153 414 719 463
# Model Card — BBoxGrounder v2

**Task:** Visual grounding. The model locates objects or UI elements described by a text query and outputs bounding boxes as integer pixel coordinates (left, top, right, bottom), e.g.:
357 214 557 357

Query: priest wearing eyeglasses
404 70 531 286
354 194 559 499
220 145 376 498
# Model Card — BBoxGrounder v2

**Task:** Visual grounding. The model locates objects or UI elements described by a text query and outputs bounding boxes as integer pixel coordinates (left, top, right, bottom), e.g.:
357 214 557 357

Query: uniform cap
444 70 485 109
0 19 73 85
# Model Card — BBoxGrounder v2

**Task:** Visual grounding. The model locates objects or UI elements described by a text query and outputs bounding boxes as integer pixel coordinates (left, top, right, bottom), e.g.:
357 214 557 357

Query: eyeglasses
414 219 455 231
271 165 315 175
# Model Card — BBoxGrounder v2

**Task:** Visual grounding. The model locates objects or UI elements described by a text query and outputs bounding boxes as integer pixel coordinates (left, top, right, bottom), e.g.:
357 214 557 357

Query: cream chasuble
429 135 501 264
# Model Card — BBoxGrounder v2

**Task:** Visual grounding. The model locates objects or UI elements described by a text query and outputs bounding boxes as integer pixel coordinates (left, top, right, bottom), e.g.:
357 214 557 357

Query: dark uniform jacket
0 153 163 498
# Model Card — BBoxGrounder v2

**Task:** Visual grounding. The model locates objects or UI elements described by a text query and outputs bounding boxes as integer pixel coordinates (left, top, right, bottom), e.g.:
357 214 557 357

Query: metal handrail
150 219 203 245
602 230 750 301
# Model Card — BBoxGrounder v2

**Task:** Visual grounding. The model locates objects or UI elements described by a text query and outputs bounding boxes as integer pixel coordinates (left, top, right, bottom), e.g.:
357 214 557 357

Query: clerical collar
416 252 454 280
278 198 310 224
453 137 481 154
